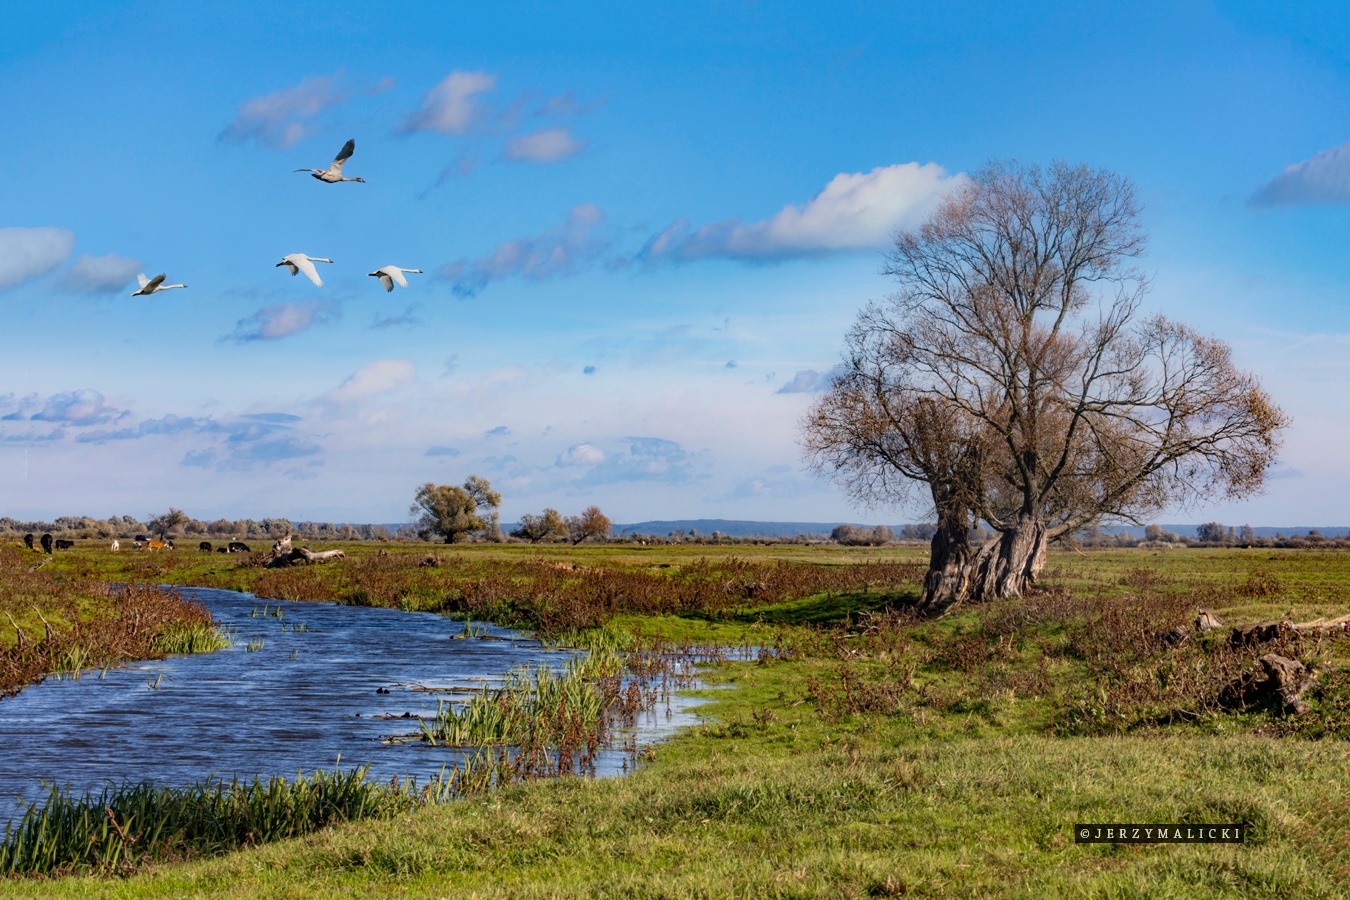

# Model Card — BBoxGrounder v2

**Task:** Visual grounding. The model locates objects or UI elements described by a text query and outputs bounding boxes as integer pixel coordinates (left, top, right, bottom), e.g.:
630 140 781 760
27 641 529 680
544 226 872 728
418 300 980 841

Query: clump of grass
153 622 231 655
419 642 704 777
0 765 454 877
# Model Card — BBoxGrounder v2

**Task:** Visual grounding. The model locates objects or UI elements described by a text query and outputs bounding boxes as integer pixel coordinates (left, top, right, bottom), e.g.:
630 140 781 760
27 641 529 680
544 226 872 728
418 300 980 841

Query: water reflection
0 588 704 824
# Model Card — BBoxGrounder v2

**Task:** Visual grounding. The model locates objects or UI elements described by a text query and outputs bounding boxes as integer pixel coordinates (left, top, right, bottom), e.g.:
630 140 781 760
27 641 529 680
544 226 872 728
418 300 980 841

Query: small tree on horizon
411 476 502 544
566 506 613 545
513 508 566 543
147 508 190 540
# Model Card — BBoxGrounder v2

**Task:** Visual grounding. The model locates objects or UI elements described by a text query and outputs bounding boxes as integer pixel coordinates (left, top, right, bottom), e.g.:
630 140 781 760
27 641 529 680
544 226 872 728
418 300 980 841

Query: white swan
276 254 334 287
294 139 365 183
131 273 187 295
368 266 423 292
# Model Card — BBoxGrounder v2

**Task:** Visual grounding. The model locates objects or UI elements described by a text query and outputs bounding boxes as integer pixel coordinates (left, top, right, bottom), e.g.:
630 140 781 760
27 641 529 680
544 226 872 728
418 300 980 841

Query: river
0 587 702 824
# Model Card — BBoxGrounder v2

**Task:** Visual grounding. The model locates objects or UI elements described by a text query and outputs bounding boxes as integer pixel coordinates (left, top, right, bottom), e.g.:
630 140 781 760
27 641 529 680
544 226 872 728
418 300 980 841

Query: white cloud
400 71 496 135
0 227 75 290
1250 141 1350 206
221 302 340 343
324 359 417 404
443 204 610 296
776 365 846 394
30 389 124 426
504 127 586 163
640 162 964 263
219 72 349 148
557 442 604 466
61 252 142 294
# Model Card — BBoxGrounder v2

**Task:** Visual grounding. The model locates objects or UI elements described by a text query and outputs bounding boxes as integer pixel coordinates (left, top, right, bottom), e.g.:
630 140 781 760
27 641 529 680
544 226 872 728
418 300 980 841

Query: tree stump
1218 653 1317 715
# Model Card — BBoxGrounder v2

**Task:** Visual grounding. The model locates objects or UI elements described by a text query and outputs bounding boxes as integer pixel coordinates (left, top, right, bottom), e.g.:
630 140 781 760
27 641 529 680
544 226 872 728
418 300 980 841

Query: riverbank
0 548 226 697
7 544 1349 895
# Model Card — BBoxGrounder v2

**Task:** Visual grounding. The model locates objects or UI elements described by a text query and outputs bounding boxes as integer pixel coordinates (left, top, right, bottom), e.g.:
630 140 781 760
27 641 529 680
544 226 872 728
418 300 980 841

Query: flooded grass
0 764 455 877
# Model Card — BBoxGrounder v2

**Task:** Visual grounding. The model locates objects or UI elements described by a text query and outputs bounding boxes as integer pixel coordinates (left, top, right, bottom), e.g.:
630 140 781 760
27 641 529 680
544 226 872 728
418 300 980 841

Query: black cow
228 541 251 553
40 533 53 553
54 539 75 550
134 534 149 543
199 541 213 553
217 546 227 553
23 533 34 550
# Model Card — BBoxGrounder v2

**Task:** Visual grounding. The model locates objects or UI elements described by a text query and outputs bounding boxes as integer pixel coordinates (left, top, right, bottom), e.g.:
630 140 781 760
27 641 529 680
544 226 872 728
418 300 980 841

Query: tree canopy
805 161 1288 614
411 476 502 544
566 506 612 545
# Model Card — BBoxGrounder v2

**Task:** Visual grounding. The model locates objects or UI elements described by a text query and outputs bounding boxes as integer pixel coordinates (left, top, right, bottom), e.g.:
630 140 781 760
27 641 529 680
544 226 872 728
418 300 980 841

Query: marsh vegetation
0 541 1345 894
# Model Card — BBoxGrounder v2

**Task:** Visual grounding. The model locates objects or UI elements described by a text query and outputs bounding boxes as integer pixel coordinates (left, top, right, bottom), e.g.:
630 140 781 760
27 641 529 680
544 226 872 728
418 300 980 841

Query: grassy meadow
1 540 1347 896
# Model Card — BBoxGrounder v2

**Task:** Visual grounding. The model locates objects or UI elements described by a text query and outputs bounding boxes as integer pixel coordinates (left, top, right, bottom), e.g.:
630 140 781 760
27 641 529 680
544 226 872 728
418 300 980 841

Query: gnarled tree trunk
920 516 1049 615
966 517 1048 604
917 507 974 616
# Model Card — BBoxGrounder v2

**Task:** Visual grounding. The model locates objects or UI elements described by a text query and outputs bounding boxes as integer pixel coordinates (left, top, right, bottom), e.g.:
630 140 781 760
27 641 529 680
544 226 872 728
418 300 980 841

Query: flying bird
276 254 334 287
368 266 423 292
294 139 365 183
131 273 187 295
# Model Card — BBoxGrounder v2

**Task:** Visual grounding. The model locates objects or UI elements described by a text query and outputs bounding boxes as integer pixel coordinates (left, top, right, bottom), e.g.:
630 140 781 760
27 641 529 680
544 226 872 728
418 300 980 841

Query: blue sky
2 0 1348 527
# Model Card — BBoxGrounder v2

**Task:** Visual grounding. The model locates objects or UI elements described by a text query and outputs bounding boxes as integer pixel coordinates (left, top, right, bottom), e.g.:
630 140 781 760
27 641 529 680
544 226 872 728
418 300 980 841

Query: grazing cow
146 540 168 552
228 541 251 553
110 539 120 552
23 533 34 551
217 546 227 553
54 539 75 550
199 541 213 553
40 533 53 554
135 534 149 543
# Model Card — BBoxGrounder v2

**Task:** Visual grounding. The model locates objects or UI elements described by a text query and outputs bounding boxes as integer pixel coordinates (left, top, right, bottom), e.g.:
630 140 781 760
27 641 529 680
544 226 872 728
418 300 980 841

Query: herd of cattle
21 533 253 554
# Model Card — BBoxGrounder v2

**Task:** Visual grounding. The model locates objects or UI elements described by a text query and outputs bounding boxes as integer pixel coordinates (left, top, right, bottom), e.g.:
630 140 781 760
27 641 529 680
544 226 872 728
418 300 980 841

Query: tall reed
0 765 452 877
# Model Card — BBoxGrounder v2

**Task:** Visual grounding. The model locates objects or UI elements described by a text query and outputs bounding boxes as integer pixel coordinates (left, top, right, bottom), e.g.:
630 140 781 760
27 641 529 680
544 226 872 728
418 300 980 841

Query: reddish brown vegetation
0 548 214 698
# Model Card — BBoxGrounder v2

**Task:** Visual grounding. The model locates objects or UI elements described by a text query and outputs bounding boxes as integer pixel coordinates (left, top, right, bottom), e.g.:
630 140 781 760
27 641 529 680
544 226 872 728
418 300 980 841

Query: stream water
0 587 704 825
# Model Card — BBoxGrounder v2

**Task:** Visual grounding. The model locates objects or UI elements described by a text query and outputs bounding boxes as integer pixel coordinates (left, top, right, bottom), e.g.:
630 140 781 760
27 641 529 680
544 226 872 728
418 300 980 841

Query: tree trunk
917 512 973 616
920 516 1048 615
966 517 1048 604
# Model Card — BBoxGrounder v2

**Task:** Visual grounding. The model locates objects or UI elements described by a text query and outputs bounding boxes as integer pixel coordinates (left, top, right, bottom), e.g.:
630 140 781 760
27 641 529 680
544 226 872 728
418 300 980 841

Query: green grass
5 543 1348 896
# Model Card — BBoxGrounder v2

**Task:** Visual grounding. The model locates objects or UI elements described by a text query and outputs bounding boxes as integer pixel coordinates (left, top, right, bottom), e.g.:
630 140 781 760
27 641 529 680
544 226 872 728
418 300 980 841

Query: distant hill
615 519 897 538
615 520 1350 540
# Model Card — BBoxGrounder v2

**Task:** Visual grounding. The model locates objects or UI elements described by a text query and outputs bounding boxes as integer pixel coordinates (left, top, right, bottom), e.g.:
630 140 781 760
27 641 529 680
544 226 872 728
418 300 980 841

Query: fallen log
1228 614 1349 649
265 547 347 568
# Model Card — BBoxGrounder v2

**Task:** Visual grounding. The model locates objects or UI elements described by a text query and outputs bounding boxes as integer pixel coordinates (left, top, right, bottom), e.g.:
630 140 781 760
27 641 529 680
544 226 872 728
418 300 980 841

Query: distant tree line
0 514 396 542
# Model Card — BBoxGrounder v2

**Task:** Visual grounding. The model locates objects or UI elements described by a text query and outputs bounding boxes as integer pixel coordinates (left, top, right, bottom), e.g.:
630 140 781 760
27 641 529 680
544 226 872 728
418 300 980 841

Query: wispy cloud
220 302 340 343
1250 141 1350 206
60 252 143 294
570 436 698 486
425 446 461 457
29 389 125 426
370 304 423 330
442 204 610 297
399 70 497 135
77 413 212 443
323 359 417 404
0 227 75 290
639 162 964 263
219 71 353 148
776 366 845 394
183 435 321 471
503 127 586 163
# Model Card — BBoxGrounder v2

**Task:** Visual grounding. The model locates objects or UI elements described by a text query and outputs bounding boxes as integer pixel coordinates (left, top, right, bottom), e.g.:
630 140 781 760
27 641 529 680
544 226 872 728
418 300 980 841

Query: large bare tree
805 161 1288 614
